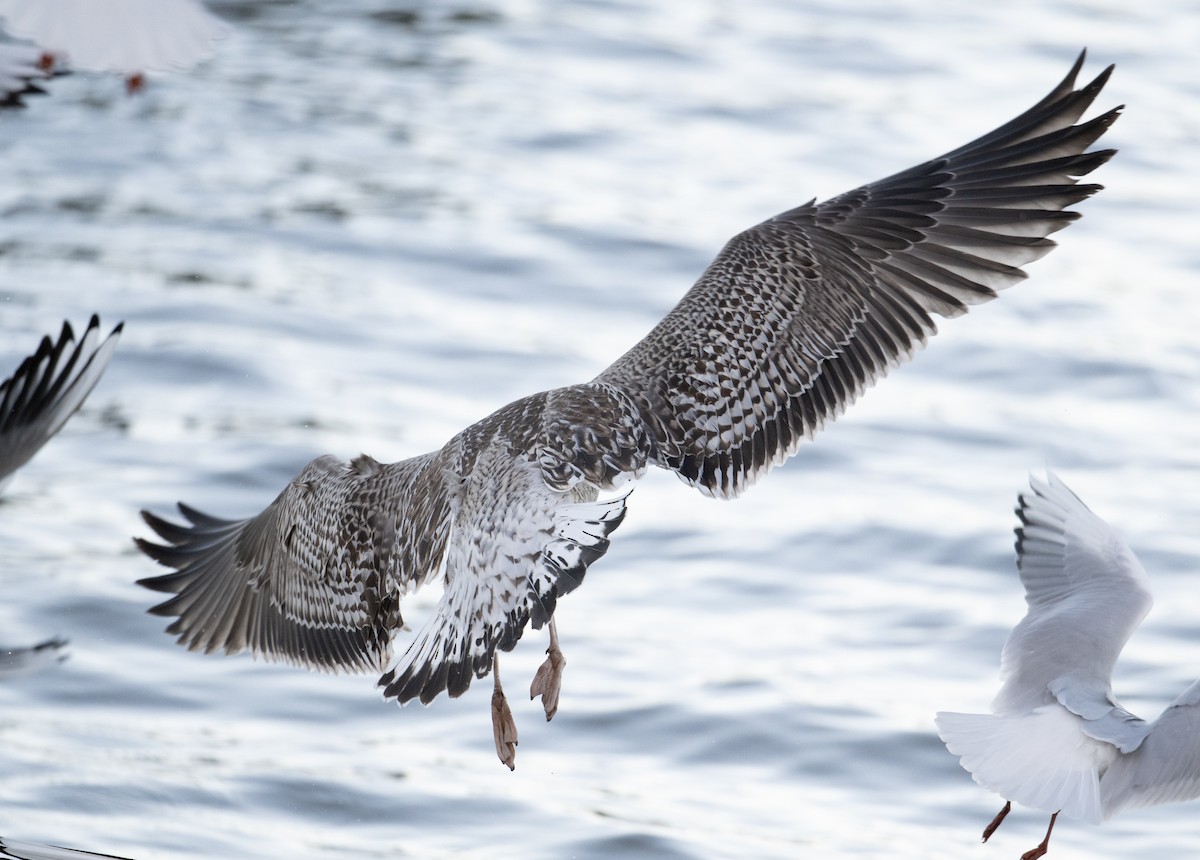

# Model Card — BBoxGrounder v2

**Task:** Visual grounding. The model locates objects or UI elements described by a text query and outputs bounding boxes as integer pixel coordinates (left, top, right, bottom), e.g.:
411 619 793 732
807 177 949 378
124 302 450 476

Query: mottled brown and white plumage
137 53 1121 764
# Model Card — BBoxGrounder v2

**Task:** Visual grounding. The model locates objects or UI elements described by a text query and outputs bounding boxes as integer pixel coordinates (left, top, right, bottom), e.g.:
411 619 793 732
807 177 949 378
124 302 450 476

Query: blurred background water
1 1 1198 858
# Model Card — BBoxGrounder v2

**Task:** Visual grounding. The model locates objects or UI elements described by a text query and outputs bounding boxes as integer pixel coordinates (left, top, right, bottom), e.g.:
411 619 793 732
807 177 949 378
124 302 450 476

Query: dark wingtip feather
136 564 187 596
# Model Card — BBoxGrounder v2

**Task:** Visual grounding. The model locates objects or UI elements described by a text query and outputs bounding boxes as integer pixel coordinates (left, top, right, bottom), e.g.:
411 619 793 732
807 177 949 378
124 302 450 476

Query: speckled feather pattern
597 53 1118 498
137 53 1119 712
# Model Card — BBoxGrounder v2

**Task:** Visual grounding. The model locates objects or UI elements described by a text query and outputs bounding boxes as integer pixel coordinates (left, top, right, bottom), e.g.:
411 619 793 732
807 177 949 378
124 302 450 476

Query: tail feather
936 706 1110 824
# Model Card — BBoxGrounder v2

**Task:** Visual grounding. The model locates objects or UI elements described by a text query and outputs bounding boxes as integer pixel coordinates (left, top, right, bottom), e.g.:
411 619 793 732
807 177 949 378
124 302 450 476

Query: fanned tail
378 492 628 706
936 707 1108 824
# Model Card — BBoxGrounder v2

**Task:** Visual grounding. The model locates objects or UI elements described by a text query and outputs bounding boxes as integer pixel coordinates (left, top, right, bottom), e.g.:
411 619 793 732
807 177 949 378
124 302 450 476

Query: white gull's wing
1101 679 1200 819
994 472 1152 749
0 0 227 73
0 637 68 679
595 53 1119 499
138 451 453 675
0 316 122 492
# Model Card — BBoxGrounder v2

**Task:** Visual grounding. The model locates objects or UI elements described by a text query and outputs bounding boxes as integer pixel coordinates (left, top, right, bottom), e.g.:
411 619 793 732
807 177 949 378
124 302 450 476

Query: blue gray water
1 1 1199 858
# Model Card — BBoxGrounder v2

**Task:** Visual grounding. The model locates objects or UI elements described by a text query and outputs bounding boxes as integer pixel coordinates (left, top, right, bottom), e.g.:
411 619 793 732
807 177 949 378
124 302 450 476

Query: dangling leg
491 654 518 770
982 800 1011 843
1020 813 1058 860
530 616 566 721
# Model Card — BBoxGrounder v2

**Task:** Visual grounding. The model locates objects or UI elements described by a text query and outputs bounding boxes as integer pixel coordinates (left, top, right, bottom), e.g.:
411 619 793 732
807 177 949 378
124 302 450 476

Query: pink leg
491 655 518 770
530 617 566 721
982 800 1011 843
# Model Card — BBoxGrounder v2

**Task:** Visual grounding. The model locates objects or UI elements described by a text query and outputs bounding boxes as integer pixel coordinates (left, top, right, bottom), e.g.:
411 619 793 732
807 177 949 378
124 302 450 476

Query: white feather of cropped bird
0 0 226 74
937 472 1200 859
137 53 1120 770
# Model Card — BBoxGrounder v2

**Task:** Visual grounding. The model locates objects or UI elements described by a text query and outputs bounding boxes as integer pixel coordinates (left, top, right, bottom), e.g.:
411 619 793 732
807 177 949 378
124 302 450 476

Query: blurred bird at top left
0 0 227 104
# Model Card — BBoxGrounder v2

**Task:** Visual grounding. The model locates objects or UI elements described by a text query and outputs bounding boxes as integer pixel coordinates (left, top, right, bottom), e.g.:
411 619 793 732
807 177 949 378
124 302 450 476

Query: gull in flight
0 316 122 677
0 0 226 97
137 53 1120 769
937 472 1200 858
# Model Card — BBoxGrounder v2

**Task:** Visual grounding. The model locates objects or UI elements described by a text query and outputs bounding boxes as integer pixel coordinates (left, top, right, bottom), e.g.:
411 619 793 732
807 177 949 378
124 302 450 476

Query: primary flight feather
138 52 1120 768
1 316 121 678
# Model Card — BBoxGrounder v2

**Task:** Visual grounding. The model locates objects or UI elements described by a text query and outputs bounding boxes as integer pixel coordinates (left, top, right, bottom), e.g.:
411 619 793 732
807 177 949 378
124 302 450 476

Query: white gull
937 472 1200 857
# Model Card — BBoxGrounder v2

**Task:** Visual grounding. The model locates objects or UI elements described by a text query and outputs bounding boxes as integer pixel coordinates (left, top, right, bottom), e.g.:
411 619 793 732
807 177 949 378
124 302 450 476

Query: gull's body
937 473 1200 857
138 53 1120 767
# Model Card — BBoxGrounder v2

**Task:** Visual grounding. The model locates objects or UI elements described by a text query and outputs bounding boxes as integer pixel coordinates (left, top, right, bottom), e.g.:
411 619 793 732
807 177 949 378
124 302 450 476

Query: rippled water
2 2 1199 858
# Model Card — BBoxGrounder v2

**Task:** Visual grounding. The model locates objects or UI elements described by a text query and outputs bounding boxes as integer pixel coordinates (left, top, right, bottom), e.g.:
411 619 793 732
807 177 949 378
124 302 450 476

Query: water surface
1 2 1199 858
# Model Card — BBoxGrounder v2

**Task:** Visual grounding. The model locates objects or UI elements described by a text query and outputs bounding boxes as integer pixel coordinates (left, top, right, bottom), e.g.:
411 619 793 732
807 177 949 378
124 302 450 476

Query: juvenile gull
937 473 1200 858
138 53 1120 768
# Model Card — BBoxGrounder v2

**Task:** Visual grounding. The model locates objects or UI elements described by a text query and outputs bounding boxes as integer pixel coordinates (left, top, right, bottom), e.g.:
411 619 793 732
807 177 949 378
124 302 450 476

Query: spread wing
595 52 1120 499
138 385 641 699
1101 679 1200 819
137 451 453 674
0 316 122 491
993 472 1152 752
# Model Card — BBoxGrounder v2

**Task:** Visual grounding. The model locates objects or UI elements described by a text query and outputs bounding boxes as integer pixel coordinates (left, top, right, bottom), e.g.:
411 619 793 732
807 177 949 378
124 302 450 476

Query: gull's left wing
596 52 1120 499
